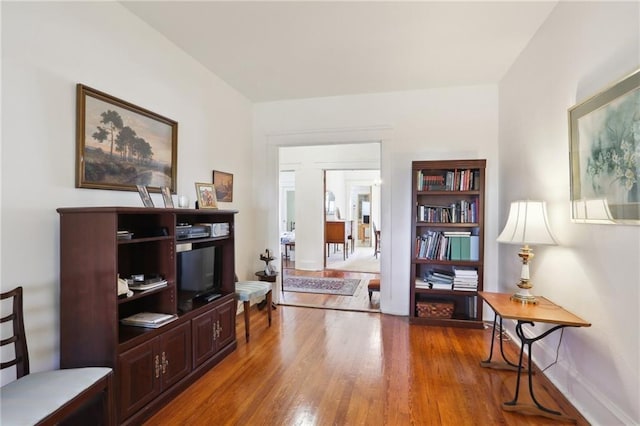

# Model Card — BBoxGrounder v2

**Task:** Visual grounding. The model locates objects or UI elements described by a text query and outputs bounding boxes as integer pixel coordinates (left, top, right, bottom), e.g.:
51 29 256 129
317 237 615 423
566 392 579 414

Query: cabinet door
159 321 192 389
215 298 235 350
118 339 161 421
192 310 216 368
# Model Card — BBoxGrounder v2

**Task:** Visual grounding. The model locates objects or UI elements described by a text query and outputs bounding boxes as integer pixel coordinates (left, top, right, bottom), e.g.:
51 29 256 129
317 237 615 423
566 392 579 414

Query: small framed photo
195 182 218 209
137 185 154 208
161 186 174 208
212 170 233 202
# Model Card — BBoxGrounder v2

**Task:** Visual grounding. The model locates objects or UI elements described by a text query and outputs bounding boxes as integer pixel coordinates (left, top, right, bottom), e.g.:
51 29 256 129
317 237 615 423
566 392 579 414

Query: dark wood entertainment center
57 207 238 425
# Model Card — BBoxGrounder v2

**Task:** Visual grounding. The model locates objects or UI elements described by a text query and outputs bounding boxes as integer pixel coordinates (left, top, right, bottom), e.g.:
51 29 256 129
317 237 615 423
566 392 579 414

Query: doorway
278 143 381 312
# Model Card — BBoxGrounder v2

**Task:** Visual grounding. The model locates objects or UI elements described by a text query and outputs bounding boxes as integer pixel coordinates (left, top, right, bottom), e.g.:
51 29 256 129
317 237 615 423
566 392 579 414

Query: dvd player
176 224 210 240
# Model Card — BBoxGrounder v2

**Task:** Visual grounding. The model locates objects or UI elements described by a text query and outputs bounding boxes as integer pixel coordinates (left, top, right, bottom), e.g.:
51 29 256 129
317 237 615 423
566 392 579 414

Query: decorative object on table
568 68 640 224
75 84 178 193
161 186 174 208
194 182 218 209
212 170 233 202
178 195 189 208
260 249 276 275
136 185 154 208
497 200 557 304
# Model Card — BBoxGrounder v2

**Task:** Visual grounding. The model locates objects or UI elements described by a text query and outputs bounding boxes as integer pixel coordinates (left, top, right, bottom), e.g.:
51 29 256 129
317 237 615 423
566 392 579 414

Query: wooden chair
1 286 115 425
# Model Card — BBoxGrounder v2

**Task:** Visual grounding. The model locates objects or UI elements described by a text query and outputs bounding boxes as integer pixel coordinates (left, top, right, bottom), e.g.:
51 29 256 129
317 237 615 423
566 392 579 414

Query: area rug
283 276 360 296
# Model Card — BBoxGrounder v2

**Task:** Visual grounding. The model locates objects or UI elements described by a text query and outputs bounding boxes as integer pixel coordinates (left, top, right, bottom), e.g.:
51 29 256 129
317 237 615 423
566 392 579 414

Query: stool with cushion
235 281 272 342
368 279 380 302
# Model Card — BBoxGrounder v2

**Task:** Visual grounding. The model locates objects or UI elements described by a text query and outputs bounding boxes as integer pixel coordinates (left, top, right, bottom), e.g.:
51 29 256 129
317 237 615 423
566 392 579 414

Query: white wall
1 2 253 381
499 2 639 424
253 86 499 315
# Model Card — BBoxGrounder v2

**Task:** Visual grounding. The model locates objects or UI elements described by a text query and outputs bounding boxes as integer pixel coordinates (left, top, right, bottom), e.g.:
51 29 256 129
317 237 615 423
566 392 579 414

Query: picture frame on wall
195 182 218 209
212 170 233 202
137 185 154 208
76 84 178 193
568 68 640 224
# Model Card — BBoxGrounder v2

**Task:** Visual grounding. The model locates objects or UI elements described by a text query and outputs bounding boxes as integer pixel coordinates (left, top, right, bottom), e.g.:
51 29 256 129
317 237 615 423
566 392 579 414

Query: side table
255 271 278 310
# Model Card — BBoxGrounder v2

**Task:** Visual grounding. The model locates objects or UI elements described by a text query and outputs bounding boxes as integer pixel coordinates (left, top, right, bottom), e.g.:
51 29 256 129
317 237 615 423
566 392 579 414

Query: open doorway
278 143 381 312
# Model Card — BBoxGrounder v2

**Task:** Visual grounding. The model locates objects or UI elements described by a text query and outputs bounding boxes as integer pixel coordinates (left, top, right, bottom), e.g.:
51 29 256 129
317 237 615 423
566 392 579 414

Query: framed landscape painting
212 170 233 202
76 84 178 192
569 69 640 224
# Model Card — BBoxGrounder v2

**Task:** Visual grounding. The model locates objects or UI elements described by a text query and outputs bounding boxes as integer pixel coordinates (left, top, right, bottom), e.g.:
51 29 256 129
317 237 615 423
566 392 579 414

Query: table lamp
497 200 557 304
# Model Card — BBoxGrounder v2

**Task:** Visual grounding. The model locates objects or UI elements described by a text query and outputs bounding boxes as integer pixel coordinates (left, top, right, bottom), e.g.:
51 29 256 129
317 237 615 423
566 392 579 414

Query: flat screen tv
177 245 221 302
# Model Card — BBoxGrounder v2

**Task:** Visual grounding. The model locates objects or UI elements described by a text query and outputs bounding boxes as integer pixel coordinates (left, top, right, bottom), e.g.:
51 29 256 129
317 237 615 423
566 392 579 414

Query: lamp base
510 288 538 304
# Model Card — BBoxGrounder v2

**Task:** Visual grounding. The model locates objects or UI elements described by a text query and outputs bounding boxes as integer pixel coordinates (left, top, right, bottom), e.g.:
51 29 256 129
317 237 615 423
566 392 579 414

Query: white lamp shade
497 200 557 245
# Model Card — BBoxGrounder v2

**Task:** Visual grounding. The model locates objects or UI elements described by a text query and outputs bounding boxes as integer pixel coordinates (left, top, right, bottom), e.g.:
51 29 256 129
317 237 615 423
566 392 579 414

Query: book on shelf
128 279 168 291
120 312 178 328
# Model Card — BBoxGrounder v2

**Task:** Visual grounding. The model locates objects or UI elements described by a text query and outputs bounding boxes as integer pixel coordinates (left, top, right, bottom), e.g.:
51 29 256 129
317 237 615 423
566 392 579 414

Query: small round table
255 271 278 310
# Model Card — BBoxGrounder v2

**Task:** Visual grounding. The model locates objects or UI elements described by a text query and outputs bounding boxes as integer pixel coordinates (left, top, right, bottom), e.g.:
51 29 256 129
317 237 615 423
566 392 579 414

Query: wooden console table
478 291 590 423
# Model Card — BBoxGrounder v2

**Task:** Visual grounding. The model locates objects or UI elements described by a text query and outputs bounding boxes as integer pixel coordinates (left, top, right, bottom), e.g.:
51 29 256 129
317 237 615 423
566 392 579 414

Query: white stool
235 281 272 342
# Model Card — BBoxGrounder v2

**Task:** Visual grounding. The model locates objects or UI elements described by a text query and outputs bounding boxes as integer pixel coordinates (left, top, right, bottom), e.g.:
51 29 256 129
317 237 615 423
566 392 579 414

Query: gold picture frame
76 84 178 193
195 182 218 209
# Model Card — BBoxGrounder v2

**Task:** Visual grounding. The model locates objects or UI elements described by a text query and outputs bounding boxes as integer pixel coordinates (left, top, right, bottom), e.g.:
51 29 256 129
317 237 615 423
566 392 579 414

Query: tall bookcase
410 160 485 328
57 207 238 425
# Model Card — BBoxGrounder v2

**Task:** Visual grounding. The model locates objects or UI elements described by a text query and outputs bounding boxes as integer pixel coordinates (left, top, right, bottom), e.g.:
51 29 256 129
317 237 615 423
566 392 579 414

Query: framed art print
212 170 233 202
76 84 178 193
195 182 218 209
569 69 640 224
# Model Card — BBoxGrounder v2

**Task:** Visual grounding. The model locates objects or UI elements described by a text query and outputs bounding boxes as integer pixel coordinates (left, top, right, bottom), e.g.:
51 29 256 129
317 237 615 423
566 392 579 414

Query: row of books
417 267 478 292
416 169 480 192
453 267 478 291
415 231 479 261
417 200 478 223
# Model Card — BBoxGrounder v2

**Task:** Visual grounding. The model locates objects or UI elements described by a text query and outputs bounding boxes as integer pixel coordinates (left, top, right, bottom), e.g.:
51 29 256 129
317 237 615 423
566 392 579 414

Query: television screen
177 245 220 300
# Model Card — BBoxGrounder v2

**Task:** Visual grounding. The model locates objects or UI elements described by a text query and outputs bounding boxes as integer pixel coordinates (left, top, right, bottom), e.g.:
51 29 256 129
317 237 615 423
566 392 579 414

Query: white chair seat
235 281 271 301
1 367 112 426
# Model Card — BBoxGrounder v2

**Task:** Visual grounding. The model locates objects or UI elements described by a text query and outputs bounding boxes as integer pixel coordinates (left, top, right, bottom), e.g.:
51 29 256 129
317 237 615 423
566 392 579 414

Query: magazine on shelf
128 279 168 291
120 312 178 328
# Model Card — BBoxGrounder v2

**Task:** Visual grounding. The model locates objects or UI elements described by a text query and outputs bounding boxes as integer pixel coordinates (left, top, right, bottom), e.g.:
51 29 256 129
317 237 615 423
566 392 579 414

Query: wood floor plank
143 303 588 426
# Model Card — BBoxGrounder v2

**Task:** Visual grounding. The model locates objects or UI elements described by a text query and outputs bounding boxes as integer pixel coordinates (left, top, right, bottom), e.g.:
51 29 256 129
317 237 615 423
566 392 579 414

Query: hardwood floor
143 305 588 425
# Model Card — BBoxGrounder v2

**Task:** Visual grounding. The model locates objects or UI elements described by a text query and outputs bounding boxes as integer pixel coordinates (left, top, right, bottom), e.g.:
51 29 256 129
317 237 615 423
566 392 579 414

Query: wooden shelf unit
410 160 486 328
57 207 238 425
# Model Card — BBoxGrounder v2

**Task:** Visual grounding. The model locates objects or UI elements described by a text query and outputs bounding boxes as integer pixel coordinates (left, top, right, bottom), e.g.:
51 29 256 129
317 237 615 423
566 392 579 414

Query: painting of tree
76 84 177 192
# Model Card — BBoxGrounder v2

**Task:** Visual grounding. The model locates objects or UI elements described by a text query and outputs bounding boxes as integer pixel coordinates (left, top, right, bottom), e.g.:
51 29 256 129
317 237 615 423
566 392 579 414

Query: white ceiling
122 1 557 102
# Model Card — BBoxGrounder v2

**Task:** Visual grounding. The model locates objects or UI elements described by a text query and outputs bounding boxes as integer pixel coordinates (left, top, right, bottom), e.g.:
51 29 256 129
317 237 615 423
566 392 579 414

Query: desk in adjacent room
478 291 590 423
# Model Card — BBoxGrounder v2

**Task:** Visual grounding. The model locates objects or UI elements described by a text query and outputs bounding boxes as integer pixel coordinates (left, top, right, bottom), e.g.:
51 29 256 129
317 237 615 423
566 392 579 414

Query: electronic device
196 222 230 238
176 224 210 240
177 245 221 302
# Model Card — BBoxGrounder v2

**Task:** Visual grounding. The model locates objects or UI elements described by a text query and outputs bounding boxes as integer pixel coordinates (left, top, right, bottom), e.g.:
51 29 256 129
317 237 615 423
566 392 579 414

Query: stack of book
120 312 178 329
423 269 455 290
128 276 168 291
453 267 478 291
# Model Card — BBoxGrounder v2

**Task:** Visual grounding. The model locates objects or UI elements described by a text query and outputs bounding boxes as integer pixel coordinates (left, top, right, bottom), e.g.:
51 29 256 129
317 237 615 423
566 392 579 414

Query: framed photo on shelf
76 84 178 193
137 185 154 208
195 182 218 209
569 69 640 224
212 170 233 202
161 186 174 208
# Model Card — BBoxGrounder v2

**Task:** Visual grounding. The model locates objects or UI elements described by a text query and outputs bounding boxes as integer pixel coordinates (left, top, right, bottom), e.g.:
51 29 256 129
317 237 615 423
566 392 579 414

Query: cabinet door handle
162 351 168 374
212 323 217 341
154 355 160 379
